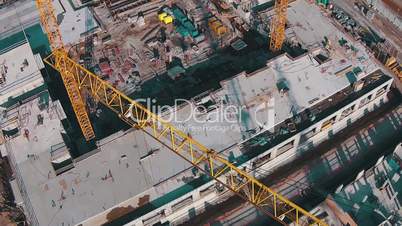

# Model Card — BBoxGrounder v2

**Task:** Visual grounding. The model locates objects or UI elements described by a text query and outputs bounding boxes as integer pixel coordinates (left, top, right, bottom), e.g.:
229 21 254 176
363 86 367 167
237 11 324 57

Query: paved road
333 0 402 61
334 0 402 93
180 92 402 226
332 0 402 92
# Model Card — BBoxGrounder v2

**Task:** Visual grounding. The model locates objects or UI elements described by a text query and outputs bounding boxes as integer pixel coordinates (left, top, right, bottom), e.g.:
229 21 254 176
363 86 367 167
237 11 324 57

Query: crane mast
35 0 326 225
36 0 95 141
270 0 288 52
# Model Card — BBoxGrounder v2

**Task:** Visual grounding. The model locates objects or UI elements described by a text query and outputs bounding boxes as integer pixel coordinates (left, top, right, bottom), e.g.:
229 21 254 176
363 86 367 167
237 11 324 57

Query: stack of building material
99 60 113 77
316 0 329 7
171 6 199 38
158 12 173 24
208 18 227 37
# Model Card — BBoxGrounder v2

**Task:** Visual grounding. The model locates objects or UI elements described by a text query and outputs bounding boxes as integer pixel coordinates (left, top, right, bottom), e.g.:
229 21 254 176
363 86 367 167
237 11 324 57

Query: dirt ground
0 212 17 226
0 158 22 226
372 14 402 59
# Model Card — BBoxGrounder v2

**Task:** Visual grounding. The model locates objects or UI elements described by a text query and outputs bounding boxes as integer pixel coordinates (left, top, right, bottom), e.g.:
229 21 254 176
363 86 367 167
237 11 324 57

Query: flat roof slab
53 0 98 45
1 92 65 164
0 42 44 105
15 124 219 226
0 0 39 39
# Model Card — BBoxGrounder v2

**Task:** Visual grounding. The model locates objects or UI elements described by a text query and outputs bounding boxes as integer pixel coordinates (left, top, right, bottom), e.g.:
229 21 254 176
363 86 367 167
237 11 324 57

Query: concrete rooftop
53 0 98 45
4 43 384 226
0 0 39 39
0 42 44 105
217 47 379 138
0 0 98 46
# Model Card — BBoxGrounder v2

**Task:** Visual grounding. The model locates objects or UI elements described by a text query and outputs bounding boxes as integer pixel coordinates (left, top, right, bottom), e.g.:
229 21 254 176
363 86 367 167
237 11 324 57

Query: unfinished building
2 22 395 226
0 0 400 226
0 41 45 106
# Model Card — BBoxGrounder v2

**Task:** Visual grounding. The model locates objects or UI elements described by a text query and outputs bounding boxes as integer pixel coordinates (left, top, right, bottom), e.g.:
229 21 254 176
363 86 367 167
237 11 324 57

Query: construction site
0 0 401 225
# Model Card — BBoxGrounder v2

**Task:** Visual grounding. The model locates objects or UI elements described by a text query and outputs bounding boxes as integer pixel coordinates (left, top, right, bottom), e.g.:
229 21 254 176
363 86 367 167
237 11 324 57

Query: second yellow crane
270 0 288 52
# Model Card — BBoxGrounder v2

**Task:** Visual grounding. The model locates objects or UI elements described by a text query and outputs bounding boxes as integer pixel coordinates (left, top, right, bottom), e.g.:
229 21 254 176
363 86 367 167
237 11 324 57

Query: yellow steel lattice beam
36 0 95 141
44 50 328 226
270 0 288 52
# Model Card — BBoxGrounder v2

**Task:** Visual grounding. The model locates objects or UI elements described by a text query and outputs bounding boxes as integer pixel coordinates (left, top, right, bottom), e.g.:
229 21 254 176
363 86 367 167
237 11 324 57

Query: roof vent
276 79 289 94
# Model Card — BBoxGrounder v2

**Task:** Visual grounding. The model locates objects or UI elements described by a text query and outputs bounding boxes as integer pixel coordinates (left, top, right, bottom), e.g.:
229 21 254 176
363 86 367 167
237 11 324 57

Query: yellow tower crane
36 0 95 140
270 0 288 52
35 0 327 225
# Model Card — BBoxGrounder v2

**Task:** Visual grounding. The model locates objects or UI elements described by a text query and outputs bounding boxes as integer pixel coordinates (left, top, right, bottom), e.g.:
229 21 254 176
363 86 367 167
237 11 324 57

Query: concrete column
271 147 278 159
135 220 144 226
192 190 201 201
290 134 301 157
164 205 173 216
386 82 392 91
